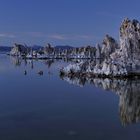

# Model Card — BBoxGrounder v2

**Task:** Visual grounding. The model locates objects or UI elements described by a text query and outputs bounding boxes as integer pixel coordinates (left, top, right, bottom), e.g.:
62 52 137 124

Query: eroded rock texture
61 18 140 76
10 44 29 56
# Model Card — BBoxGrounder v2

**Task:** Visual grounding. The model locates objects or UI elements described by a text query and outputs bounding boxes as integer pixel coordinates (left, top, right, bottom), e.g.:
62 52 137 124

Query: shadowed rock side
60 74 140 126
61 18 140 77
10 43 30 56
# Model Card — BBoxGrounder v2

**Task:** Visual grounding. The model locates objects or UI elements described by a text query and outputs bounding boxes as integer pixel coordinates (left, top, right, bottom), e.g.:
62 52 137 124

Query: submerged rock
38 70 44 75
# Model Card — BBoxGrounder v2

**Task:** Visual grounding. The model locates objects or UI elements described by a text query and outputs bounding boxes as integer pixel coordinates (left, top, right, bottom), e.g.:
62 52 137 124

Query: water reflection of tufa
119 80 140 126
10 56 22 66
60 75 140 126
60 76 86 87
10 56 57 69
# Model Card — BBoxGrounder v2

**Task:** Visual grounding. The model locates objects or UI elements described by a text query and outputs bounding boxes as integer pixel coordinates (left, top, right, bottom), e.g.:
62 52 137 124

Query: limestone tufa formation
61 18 140 77
10 43 29 56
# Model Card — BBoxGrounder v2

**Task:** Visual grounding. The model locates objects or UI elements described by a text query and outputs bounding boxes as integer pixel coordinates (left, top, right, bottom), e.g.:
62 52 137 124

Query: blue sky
0 0 139 47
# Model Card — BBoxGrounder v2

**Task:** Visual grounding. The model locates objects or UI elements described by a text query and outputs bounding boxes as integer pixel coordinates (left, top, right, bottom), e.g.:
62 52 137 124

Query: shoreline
60 70 140 79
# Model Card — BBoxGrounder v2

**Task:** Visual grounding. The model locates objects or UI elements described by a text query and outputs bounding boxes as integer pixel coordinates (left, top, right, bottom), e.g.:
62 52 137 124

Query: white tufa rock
61 18 140 76
10 44 29 56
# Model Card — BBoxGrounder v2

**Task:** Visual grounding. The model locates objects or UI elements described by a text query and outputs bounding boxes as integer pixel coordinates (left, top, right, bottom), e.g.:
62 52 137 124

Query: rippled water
0 54 140 140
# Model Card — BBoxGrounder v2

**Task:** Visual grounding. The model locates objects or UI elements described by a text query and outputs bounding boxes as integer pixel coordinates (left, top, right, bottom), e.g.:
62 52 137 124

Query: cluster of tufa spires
10 43 102 59
61 18 140 77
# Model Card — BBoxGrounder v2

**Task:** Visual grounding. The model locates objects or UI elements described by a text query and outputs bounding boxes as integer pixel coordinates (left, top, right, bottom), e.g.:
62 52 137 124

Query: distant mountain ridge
30 45 43 50
30 45 74 50
0 46 12 52
0 45 74 54
55 45 74 50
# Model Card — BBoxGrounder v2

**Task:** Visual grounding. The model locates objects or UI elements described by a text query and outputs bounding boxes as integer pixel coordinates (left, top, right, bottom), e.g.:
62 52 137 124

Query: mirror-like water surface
0 54 140 140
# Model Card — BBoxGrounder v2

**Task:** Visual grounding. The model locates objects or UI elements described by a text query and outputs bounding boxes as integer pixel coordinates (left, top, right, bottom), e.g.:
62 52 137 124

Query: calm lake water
0 54 140 140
